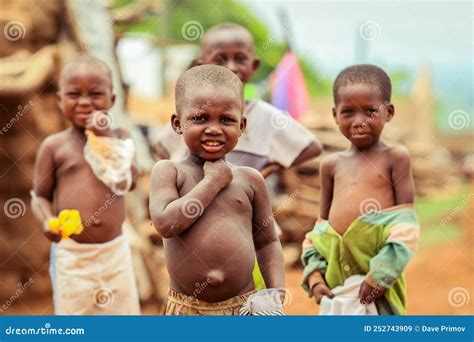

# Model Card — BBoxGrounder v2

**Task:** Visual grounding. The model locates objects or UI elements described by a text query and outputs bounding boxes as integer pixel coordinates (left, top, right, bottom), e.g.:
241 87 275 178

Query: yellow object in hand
48 210 84 239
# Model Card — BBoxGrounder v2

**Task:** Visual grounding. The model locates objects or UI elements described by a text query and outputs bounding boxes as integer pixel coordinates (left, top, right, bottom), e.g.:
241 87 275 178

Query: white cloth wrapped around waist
51 234 140 315
320 275 378 315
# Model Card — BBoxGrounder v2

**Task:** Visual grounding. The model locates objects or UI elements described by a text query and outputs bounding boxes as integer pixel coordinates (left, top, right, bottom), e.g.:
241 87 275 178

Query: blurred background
0 0 472 315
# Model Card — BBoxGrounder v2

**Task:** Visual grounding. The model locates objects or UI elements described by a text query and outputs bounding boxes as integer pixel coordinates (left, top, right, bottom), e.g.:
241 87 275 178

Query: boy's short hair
59 55 113 89
175 64 243 114
201 22 255 53
333 64 392 104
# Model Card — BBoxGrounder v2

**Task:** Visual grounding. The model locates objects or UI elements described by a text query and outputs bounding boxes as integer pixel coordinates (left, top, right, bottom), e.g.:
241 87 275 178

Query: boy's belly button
206 270 225 287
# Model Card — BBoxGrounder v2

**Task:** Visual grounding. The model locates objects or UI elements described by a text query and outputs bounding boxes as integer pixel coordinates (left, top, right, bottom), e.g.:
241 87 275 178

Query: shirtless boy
301 64 420 315
149 65 285 315
31 56 140 315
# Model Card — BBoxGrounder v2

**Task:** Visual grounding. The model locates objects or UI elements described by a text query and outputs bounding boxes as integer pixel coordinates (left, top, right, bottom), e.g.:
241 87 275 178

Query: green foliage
114 0 330 94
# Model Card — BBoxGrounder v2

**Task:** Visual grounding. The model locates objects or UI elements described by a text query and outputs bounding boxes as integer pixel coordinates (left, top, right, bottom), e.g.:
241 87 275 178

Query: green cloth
301 204 420 315
253 260 266 290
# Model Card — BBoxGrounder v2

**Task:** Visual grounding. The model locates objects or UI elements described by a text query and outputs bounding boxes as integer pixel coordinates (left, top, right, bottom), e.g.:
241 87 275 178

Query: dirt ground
6 230 472 315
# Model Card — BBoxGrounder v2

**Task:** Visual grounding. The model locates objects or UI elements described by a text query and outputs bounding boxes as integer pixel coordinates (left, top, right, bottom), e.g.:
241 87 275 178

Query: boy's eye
221 116 236 123
67 92 80 97
192 115 205 122
91 92 104 96
235 55 247 63
341 109 353 115
213 56 226 65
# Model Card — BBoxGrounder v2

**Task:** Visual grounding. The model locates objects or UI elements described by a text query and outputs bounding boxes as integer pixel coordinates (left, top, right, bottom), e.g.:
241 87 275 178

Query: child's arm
259 140 323 178
391 146 415 204
149 159 232 238
31 138 60 242
301 232 333 304
290 140 323 168
249 169 284 290
319 155 335 220
361 147 419 304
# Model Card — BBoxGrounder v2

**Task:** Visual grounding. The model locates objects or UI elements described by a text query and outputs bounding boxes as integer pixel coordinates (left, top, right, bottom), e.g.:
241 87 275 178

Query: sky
118 0 472 131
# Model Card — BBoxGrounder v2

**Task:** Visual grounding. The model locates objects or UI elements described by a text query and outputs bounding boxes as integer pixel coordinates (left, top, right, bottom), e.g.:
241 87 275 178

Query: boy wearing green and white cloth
301 64 420 315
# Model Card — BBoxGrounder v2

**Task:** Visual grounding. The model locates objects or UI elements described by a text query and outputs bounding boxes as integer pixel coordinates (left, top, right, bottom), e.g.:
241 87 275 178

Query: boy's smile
202 32 259 84
58 69 115 129
172 86 246 161
333 84 394 150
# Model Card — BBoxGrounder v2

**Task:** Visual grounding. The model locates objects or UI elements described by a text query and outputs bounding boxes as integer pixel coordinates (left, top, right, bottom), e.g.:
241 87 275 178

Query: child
149 65 285 315
155 23 322 177
31 56 140 315
301 64 420 315
155 22 322 290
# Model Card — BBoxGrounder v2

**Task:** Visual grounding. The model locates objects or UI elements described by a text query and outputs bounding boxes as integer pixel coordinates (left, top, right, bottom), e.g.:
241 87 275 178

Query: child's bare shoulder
320 151 345 174
151 159 178 178
232 164 265 187
39 130 70 151
385 144 411 163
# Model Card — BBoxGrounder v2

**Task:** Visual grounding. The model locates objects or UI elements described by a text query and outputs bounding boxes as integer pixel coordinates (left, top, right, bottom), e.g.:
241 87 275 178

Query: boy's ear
332 107 338 124
239 115 247 136
386 103 395 122
171 113 183 134
111 94 116 106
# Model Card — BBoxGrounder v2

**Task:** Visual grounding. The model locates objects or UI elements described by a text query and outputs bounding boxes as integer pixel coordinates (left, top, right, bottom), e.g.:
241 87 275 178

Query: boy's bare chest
54 140 91 177
334 157 393 191
178 172 253 212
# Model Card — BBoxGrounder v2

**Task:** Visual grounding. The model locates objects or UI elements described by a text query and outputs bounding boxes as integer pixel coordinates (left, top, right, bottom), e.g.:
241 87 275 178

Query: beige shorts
165 289 256 316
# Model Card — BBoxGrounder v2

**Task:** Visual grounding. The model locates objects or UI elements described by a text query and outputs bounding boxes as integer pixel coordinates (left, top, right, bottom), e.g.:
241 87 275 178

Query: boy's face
57 68 115 129
333 84 394 149
172 86 246 161
201 32 259 84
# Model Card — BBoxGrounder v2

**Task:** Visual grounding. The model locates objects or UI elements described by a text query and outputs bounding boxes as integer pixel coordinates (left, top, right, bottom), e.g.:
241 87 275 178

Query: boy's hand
311 283 334 305
359 280 385 304
203 160 233 187
86 111 113 137
42 221 62 243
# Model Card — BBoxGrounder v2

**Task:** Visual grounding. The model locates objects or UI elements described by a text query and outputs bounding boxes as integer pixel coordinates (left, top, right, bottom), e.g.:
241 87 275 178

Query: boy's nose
204 125 222 135
226 61 239 73
77 95 92 105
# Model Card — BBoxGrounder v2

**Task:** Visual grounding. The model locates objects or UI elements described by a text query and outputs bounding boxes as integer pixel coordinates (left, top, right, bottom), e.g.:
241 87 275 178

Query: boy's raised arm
149 159 232 238
249 169 285 290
